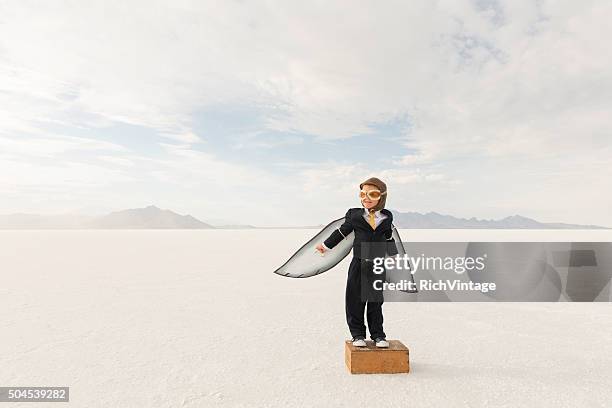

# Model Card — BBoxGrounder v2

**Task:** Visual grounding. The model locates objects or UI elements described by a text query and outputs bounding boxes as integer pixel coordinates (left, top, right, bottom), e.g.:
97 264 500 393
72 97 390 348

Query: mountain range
0 205 608 229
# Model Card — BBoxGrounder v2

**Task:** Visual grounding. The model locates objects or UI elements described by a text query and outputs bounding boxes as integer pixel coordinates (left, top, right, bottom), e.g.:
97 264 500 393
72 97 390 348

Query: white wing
273 218 353 278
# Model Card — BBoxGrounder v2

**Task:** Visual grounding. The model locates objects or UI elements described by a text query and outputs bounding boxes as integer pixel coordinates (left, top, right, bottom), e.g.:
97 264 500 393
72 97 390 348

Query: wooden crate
345 340 410 374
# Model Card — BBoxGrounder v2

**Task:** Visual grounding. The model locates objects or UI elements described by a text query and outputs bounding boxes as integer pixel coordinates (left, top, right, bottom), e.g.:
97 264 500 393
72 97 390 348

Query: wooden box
345 340 410 374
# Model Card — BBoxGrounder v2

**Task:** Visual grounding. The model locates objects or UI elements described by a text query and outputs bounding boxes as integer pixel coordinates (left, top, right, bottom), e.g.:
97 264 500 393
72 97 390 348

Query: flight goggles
359 190 386 200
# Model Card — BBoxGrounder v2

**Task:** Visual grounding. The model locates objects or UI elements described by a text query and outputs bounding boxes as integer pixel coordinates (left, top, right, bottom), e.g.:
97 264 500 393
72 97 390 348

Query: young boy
315 177 395 348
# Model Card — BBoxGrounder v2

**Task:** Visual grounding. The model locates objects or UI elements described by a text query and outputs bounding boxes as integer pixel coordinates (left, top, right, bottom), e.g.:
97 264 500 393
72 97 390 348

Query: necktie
368 210 376 229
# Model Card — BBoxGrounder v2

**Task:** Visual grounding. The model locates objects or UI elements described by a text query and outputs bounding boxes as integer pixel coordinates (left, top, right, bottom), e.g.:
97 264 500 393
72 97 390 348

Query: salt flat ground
1 229 611 408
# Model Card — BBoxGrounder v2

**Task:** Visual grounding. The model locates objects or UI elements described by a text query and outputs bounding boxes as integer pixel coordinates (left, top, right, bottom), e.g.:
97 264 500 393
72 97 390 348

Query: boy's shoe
352 336 367 347
375 337 389 348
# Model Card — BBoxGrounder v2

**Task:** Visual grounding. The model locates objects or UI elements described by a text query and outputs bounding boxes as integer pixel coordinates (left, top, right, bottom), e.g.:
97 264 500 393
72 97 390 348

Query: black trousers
345 257 386 340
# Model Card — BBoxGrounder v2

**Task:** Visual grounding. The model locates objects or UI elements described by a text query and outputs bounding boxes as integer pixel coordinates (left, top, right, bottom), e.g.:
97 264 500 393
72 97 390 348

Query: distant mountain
0 206 608 229
89 205 214 229
390 211 609 229
213 224 257 229
0 206 214 229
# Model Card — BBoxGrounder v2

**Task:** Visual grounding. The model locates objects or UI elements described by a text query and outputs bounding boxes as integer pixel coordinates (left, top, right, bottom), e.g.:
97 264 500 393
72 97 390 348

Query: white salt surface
1 229 611 407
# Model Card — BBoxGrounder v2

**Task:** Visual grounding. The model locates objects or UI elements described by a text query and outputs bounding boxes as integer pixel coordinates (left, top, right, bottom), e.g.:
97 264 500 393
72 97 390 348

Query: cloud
0 135 126 158
159 131 202 144
0 0 610 225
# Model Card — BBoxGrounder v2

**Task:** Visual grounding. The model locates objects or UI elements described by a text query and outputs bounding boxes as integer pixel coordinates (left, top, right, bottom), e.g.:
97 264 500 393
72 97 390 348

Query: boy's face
360 184 380 210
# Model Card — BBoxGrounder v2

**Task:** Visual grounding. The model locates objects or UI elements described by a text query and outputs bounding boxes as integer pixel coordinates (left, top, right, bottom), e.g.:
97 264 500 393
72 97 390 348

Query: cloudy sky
0 0 610 226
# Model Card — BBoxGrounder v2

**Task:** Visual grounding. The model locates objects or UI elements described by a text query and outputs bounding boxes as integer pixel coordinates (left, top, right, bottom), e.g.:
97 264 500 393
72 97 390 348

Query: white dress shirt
363 208 387 228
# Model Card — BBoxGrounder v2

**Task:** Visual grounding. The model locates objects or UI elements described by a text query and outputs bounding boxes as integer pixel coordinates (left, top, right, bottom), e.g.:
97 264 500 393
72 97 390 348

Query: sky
0 0 610 227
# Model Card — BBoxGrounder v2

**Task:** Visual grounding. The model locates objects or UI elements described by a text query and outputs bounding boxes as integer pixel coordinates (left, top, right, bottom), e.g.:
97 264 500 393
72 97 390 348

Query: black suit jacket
323 208 398 259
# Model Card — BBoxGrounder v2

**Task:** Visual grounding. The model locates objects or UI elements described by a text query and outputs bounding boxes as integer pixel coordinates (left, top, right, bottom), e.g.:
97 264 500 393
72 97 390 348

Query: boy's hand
315 243 327 254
